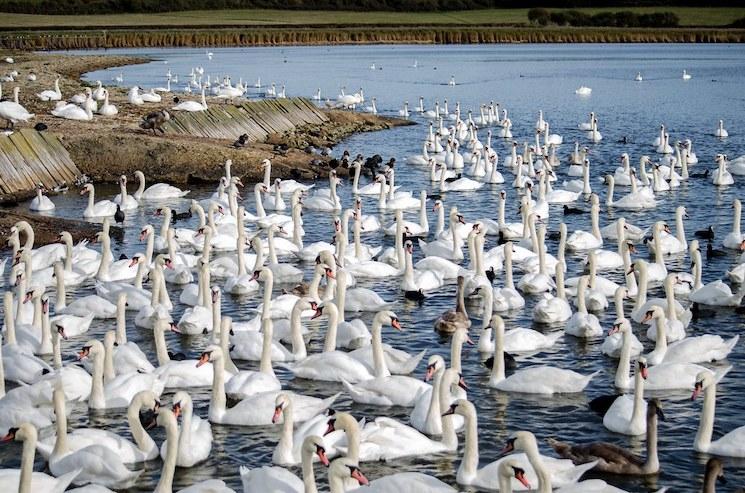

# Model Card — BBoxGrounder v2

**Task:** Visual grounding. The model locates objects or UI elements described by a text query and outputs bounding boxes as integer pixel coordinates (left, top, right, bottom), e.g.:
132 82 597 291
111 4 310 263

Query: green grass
1 7 743 29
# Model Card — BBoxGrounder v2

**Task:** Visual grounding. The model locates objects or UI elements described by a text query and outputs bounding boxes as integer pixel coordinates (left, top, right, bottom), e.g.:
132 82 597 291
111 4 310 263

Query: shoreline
1 26 744 50
0 52 411 245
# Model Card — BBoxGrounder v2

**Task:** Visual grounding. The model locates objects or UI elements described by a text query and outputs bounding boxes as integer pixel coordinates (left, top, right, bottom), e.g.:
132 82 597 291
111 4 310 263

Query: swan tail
52 468 84 493
726 335 740 352
713 365 733 384
567 459 599 482
320 392 342 410
398 349 426 375
341 378 391 406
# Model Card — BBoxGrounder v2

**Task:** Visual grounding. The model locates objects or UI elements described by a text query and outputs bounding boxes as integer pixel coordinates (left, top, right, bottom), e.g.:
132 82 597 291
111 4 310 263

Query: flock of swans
2 63 745 492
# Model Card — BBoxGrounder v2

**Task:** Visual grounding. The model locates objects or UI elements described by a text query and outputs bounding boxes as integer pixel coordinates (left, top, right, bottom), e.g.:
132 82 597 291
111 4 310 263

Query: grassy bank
1 26 743 50
1 7 745 29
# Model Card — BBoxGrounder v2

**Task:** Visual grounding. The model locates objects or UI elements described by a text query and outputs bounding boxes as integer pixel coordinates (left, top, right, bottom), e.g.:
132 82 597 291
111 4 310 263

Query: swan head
302 436 330 466
637 357 649 380
500 430 538 457
323 411 355 437
498 459 532 490
693 371 714 400
330 458 368 487
80 183 93 195
608 317 630 336
1 423 36 444
196 344 222 367
272 393 291 424
78 339 103 361
424 355 445 381
375 310 400 330
442 398 474 418
641 305 665 324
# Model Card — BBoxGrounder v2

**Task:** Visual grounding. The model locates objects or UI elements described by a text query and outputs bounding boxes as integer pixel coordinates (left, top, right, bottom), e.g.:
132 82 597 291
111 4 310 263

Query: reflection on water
2 44 744 491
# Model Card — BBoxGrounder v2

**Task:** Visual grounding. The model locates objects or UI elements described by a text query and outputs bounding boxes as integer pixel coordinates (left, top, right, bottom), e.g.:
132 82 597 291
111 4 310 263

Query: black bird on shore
34 122 48 132
563 205 585 215
139 109 170 135
232 133 249 148
114 204 125 223
695 226 715 239
707 241 727 259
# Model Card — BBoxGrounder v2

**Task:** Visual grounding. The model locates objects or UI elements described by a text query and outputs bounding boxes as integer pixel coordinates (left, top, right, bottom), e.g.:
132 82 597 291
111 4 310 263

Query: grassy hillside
1 7 744 29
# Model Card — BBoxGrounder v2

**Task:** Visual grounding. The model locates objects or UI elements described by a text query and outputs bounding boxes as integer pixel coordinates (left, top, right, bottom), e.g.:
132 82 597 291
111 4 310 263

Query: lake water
3 44 745 491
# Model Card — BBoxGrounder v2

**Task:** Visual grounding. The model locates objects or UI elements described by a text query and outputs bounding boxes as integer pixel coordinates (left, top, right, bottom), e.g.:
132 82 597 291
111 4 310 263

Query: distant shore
1 26 744 50
1 7 744 49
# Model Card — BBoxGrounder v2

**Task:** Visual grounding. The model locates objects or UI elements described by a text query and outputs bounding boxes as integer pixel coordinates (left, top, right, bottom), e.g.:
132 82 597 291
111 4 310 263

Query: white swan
159 391 212 467
446 401 597 490
0 423 81 492
48 387 142 488
37 386 158 463
566 276 602 338
692 371 745 457
132 170 189 200
77 339 164 409
603 358 648 436
201 345 338 426
36 77 61 101
51 102 93 121
489 316 596 393
532 262 572 324
154 408 235 492
80 183 117 218
172 85 207 111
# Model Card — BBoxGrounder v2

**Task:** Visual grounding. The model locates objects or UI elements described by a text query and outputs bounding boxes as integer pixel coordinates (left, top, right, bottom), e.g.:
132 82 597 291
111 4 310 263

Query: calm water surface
3 44 745 491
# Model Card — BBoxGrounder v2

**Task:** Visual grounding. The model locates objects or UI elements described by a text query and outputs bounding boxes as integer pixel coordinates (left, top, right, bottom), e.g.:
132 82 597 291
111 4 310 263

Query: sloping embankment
1 26 744 50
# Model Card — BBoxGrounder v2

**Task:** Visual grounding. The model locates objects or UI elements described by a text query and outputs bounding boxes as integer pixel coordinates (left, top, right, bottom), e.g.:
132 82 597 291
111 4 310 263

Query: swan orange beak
608 322 621 336
77 346 91 360
1 429 17 442
424 364 436 382
272 405 283 424
325 268 336 280
499 438 516 457
391 318 402 331
316 445 329 466
56 326 68 340
514 468 531 489
128 257 139 268
641 310 654 323
640 363 648 380
692 381 703 400
172 402 182 419
311 307 323 320
196 352 210 368
323 419 336 436
350 467 368 486
458 374 469 390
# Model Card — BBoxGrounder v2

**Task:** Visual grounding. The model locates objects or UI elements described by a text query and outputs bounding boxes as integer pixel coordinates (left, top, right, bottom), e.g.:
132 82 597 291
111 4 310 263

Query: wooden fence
163 97 327 141
0 129 81 196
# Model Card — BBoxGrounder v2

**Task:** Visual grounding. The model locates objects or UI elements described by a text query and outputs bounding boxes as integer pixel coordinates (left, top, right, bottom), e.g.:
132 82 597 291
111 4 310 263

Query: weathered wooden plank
0 136 35 191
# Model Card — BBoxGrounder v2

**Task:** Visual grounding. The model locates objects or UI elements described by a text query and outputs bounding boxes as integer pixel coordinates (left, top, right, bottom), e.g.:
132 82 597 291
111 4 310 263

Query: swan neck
371 318 390 378
154 414 179 493
19 430 36 493
209 352 227 422
128 395 157 453
323 304 339 353
52 390 69 456
291 303 307 359
631 365 645 424
615 328 632 388
490 323 505 384
154 323 171 366
424 367 444 434
259 320 275 376
645 408 660 473
460 406 478 478
696 380 716 450
301 442 318 493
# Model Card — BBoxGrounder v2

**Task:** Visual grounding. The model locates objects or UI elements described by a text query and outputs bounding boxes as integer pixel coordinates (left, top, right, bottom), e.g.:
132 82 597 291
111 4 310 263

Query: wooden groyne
0 129 81 196
163 97 327 141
